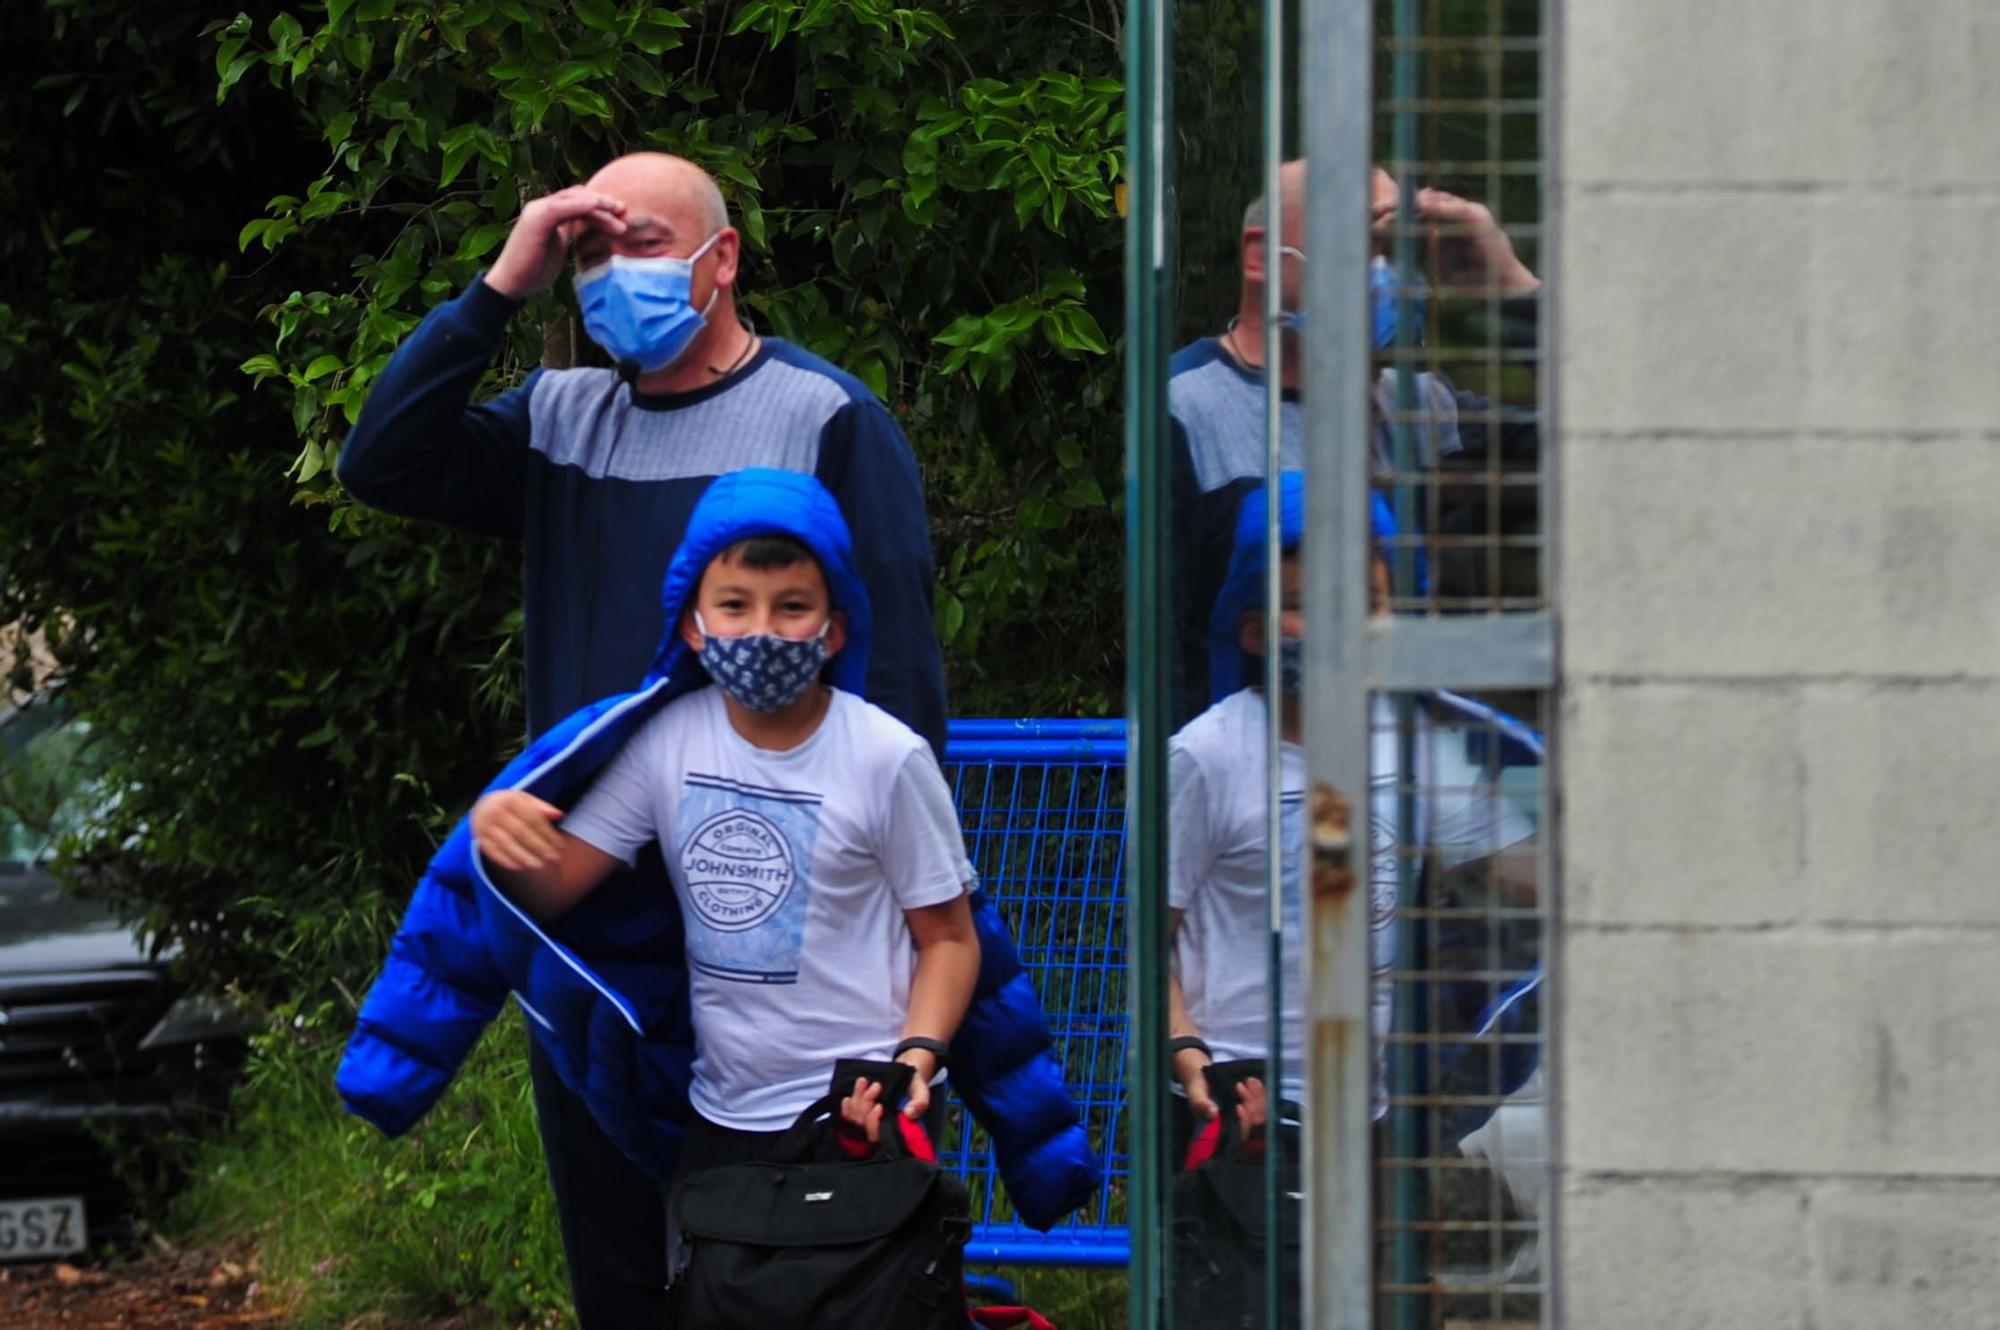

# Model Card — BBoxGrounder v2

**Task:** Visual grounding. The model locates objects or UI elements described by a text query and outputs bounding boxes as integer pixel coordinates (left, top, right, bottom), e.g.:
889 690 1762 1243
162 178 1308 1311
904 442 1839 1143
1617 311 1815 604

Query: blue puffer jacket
336 468 1096 1230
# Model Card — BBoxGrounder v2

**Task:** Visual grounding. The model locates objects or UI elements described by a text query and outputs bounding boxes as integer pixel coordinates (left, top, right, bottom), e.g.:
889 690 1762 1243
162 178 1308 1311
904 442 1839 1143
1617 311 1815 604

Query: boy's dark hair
716 534 821 575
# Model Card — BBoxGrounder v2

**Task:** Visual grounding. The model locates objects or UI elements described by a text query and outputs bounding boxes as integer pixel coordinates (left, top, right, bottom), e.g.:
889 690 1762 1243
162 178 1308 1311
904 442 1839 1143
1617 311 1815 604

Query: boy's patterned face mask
693 611 832 712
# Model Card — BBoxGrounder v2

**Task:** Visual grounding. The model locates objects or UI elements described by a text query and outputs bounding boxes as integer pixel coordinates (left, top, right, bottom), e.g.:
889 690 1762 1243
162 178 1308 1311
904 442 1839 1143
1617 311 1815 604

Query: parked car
0 700 248 1261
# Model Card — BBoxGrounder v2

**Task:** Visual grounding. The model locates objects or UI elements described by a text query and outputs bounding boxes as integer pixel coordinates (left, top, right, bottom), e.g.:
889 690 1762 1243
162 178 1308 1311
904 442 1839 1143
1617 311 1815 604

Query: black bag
1171 1060 1303 1330
667 1079 971 1330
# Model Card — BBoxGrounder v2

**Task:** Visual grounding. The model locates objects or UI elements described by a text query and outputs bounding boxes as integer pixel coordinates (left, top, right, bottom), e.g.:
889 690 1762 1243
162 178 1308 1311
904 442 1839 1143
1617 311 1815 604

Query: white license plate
0 1197 87 1260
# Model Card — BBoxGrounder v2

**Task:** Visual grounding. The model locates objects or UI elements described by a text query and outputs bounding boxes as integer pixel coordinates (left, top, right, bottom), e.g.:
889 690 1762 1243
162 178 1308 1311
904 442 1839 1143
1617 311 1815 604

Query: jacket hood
645 468 873 696
1207 471 1396 703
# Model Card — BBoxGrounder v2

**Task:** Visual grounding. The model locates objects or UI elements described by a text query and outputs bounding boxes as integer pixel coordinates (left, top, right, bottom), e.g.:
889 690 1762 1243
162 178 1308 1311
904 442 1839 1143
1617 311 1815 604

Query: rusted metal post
1300 0 1377 1322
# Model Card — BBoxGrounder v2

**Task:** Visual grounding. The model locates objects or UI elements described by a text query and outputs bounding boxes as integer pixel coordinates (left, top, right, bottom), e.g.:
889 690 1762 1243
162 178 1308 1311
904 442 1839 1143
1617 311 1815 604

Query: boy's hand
1234 1076 1269 1137
471 790 566 871
839 1076 889 1144
1174 1045 1219 1121
893 1047 936 1121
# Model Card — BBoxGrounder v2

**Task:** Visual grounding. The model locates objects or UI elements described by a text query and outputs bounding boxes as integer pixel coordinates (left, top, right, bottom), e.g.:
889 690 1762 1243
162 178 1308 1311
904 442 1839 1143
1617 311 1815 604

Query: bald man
336 153 947 1326
1166 162 1542 720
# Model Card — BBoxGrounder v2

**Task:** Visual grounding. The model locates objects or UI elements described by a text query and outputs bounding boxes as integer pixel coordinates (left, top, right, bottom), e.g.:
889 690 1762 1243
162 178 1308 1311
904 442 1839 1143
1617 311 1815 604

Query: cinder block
1565 0 2000 187
1809 1182 2000 1328
1562 682 1808 928
1563 681 2000 929
1561 930 2000 1176
1559 193 1811 437
1562 1177 1810 1330
1800 197 2000 436
1562 437 2000 679
1801 685 2000 926
1562 192 2000 436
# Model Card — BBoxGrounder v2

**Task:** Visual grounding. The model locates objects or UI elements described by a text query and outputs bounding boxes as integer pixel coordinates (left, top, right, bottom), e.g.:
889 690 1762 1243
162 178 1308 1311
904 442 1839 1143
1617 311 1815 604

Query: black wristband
893 1036 950 1068
1167 1035 1212 1062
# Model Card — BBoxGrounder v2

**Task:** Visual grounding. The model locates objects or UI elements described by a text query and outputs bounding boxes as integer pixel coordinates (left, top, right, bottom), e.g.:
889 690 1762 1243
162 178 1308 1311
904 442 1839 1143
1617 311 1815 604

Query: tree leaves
0 0 1137 1010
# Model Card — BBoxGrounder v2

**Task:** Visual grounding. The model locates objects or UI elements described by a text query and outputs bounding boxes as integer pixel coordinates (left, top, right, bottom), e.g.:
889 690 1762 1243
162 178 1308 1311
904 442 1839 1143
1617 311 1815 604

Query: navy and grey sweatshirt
1166 317 1541 724
335 277 947 751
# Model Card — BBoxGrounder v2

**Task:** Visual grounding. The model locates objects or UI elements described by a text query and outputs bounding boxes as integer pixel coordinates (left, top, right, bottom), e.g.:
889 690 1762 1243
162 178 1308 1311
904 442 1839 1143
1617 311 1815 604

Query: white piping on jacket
469 677 674 1036
1430 687 1546 761
514 993 556 1032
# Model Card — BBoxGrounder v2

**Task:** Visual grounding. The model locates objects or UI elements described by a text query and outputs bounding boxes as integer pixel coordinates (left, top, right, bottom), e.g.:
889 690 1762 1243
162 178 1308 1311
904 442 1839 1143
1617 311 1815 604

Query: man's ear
709 226 742 291
1241 227 1269 286
1237 609 1266 657
824 609 850 658
679 606 705 653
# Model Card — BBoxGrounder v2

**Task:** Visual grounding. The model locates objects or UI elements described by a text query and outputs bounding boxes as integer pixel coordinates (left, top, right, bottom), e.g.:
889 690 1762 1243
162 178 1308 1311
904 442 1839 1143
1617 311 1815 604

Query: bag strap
765 1091 911 1164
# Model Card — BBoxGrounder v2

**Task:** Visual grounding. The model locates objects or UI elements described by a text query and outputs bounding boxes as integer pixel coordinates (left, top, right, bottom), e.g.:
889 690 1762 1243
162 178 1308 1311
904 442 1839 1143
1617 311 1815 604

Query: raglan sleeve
334 276 536 539
878 745 974 913
816 398 949 759
1167 736 1217 914
559 716 666 868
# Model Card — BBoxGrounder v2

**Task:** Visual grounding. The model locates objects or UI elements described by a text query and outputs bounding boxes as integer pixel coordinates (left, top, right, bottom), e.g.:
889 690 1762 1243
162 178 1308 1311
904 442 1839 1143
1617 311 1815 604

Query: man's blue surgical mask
1370 253 1429 350
1271 249 1426 348
694 611 831 713
574 230 723 373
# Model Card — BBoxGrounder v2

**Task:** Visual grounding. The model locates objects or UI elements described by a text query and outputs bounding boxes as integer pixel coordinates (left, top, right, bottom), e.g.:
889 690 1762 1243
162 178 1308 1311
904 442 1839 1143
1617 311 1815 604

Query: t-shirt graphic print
561 687 973 1130
676 775 821 984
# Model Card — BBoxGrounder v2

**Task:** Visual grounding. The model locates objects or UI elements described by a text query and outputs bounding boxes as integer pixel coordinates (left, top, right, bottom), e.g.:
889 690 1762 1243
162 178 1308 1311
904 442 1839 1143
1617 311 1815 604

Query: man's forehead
589 156 703 207
585 208 673 237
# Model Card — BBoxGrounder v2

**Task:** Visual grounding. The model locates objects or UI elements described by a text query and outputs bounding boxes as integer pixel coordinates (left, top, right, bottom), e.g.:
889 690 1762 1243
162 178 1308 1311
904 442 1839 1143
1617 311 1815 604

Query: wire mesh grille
1370 2 1551 1324
1373 690 1548 1329
1376 0 1549 619
939 725 1130 1263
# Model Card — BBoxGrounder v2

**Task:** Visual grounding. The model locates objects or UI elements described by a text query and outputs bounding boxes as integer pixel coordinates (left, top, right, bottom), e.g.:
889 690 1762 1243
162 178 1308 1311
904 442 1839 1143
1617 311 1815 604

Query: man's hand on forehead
556 191 632 246
485 186 628 299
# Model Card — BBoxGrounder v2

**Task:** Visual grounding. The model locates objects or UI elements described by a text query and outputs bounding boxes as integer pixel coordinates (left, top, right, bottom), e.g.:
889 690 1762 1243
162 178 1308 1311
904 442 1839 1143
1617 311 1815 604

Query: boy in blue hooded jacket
1167 473 1540 1165
471 504 976 1167
336 468 1094 1271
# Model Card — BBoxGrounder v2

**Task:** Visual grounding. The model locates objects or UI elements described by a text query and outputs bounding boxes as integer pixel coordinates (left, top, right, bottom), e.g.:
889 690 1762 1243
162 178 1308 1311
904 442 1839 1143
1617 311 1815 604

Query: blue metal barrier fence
941 718 1131 1267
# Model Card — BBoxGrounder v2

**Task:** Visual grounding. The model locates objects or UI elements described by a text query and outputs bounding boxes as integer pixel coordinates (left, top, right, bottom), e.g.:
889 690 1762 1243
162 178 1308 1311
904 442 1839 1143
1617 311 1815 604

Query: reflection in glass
1167 477 1307 1329
1373 2 1551 1326
1158 2 1307 1320
1136 0 1551 1322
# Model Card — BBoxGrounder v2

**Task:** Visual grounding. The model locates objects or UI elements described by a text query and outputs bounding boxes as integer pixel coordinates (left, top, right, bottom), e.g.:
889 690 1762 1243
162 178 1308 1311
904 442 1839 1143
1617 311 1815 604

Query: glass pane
1371 0 1552 1325
1156 1 1305 1325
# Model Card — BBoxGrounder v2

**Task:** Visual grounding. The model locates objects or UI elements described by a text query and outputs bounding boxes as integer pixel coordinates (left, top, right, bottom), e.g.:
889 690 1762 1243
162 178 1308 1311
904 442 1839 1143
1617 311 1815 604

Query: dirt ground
0 1241 501 1330
0 1240 277 1330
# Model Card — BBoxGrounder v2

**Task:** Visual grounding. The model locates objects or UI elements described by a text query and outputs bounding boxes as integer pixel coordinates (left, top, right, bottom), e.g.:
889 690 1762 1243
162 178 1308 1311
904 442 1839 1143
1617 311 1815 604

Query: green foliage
1 0 523 995
210 0 1127 713
176 1004 571 1328
4 0 1127 987
4 2 1127 1317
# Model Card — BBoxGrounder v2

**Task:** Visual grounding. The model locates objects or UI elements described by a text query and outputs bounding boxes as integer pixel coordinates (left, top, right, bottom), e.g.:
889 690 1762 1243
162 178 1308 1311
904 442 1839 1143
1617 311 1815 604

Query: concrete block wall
1556 0 2000 1323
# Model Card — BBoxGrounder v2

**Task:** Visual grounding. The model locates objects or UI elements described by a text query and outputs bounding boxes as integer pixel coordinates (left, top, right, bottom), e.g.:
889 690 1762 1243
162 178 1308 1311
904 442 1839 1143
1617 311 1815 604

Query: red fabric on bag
1184 1116 1223 1170
833 1111 935 1162
1182 1113 1266 1171
969 1308 1058 1330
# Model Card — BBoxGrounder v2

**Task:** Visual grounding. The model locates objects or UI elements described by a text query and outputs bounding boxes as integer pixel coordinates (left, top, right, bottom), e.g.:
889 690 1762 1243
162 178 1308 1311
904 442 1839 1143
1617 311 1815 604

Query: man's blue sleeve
335 277 538 539
815 400 949 758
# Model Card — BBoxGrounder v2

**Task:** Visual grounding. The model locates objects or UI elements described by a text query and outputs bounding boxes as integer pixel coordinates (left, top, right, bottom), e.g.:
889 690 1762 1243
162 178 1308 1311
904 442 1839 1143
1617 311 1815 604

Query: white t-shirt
1169 689 1535 1112
562 687 973 1131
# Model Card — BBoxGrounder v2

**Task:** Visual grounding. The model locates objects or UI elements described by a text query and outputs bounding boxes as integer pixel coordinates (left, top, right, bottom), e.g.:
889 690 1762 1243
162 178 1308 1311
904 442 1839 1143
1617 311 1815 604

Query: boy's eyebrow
701 574 826 596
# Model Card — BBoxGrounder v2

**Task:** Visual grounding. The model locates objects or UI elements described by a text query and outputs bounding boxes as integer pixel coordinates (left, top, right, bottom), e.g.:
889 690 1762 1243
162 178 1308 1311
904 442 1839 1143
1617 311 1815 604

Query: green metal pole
1259 1 1289 1327
1125 0 1175 1325
1387 0 1429 1322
